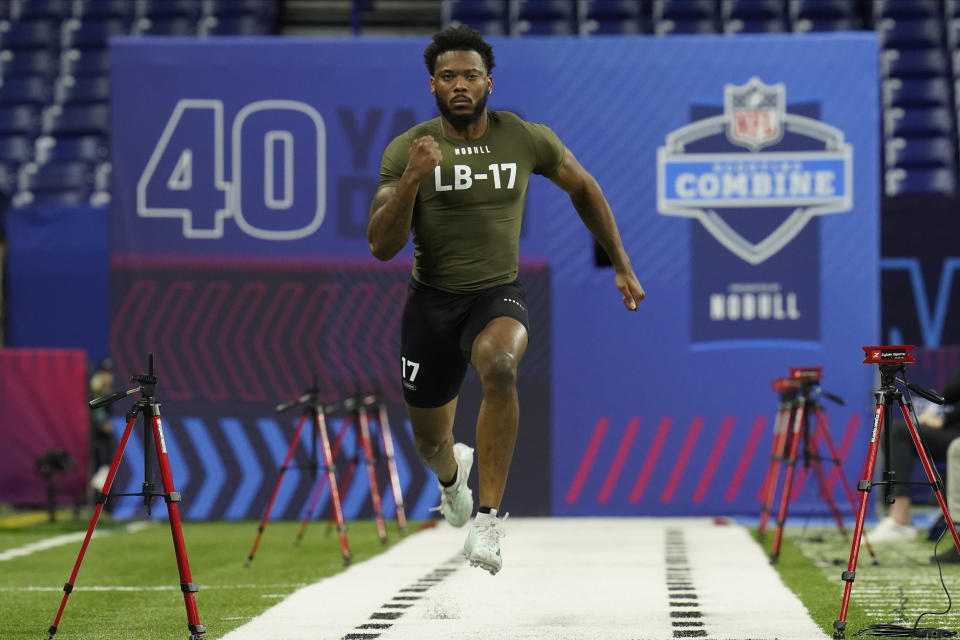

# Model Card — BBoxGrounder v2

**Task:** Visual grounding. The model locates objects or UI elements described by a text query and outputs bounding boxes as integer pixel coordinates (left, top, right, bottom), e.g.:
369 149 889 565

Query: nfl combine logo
657 76 853 266
727 78 785 151
656 77 854 344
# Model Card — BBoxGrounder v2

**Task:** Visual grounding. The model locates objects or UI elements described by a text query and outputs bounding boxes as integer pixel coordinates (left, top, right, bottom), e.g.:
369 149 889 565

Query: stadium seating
580 0 644 36
885 166 957 195
882 48 949 79
512 0 576 36
442 0 509 35
61 18 131 51
654 0 719 35
61 49 111 76
0 134 33 167
0 105 41 136
54 75 111 104
15 159 95 206
883 77 952 108
722 0 788 34
0 49 57 77
200 14 272 36
42 103 110 138
877 18 944 50
885 106 954 138
73 0 133 21
4 0 960 205
0 76 51 106
0 0 280 207
135 0 203 20
35 134 108 164
11 0 70 21
885 136 956 172
1 19 61 51
874 0 944 21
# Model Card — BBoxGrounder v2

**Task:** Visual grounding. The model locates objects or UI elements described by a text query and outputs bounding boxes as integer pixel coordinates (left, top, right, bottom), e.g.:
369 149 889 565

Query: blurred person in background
368 25 644 575
866 364 960 545
88 359 115 493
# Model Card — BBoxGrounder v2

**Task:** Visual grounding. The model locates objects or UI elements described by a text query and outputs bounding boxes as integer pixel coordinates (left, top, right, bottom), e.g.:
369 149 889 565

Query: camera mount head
861 345 944 405
88 353 159 410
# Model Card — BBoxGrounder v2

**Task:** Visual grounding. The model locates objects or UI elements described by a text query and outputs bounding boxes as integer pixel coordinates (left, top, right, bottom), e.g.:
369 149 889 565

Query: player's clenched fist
406 135 442 180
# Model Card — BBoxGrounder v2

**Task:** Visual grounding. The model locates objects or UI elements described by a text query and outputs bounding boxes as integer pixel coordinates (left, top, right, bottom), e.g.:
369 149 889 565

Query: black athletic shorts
400 278 530 408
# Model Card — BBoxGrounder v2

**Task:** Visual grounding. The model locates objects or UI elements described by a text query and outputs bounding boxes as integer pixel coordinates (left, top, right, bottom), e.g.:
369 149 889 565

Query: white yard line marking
221 518 829 640
0 522 154 562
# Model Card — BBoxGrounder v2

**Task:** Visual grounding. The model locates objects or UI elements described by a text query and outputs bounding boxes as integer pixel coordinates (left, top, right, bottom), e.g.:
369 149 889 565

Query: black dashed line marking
342 553 464 639
370 612 403 620
666 528 710 640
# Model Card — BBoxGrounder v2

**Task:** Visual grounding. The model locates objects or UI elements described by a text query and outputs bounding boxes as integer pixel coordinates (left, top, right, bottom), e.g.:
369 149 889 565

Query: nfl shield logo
725 77 785 151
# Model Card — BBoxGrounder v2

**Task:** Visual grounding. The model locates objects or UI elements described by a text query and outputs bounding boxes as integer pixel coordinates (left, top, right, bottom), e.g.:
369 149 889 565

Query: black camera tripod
46 354 204 640
833 345 959 639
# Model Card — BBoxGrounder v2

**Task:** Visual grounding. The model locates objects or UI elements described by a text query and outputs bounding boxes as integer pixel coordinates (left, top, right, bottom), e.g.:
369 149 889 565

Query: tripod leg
835 401 888 639
317 410 352 564
246 413 308 567
149 410 205 639
810 453 847 535
899 400 960 556
356 406 388 544
770 402 806 563
46 413 138 639
295 473 329 545
322 416 351 536
759 407 790 540
298 417 350 543
815 408 877 562
333 414 358 503
376 403 407 535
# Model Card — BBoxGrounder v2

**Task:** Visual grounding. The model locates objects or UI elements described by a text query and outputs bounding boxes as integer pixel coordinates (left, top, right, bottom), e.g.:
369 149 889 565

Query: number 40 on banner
137 98 326 241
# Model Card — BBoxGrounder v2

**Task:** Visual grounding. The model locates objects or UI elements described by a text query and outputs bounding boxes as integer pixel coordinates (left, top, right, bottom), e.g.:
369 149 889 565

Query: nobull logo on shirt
656 77 854 344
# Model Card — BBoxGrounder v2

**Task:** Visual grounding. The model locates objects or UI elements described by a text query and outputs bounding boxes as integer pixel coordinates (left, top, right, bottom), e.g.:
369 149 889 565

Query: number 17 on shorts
401 357 420 391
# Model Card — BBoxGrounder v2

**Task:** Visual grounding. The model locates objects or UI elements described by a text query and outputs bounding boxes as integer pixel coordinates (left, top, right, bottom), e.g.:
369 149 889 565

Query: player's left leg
463 315 527 574
469 316 528 511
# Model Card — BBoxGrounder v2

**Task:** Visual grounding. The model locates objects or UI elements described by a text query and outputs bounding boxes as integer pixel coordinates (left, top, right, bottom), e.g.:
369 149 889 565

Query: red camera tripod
296 394 408 546
46 354 204 640
246 378 352 566
833 345 959 639
759 367 875 565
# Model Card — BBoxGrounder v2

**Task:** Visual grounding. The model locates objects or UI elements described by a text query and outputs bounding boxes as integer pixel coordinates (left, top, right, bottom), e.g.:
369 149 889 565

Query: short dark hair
423 25 495 76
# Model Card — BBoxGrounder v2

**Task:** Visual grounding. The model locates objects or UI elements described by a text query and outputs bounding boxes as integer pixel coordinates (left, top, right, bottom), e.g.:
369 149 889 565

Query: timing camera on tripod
45 353 204 640
833 345 957 639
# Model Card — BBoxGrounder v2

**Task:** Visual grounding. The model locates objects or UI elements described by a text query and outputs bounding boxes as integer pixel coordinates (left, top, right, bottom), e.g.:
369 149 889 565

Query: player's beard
436 92 488 132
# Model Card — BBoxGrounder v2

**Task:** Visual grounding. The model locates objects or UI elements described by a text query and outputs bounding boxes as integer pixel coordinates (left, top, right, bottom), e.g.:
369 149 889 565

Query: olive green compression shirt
378 110 565 293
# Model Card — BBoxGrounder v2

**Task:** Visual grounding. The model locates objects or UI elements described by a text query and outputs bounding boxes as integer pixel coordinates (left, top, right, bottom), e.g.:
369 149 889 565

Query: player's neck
440 111 488 141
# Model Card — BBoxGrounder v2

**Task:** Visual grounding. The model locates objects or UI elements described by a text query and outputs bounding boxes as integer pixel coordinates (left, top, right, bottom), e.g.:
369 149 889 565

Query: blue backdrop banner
110 34 878 518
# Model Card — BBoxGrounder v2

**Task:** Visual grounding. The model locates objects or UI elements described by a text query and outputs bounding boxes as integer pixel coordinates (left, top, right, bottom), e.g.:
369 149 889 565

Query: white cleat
464 511 508 575
862 515 916 544
430 443 474 527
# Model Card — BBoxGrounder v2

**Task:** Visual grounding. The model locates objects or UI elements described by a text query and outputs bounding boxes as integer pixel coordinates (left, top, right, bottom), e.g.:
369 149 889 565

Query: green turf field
0 515 415 640
7 512 960 640
763 520 960 638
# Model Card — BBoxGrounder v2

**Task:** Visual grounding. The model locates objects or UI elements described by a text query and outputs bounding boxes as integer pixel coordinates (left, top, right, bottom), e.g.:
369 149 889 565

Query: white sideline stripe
685 522 830 639
221 518 830 640
0 521 153 562
1 583 308 592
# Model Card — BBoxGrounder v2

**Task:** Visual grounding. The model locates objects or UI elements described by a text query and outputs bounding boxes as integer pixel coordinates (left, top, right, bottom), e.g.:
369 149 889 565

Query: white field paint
221 518 829 640
0 521 152 562
0 583 307 592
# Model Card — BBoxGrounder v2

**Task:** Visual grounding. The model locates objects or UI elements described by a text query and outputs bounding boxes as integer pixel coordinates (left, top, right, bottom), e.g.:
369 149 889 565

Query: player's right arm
367 135 442 261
